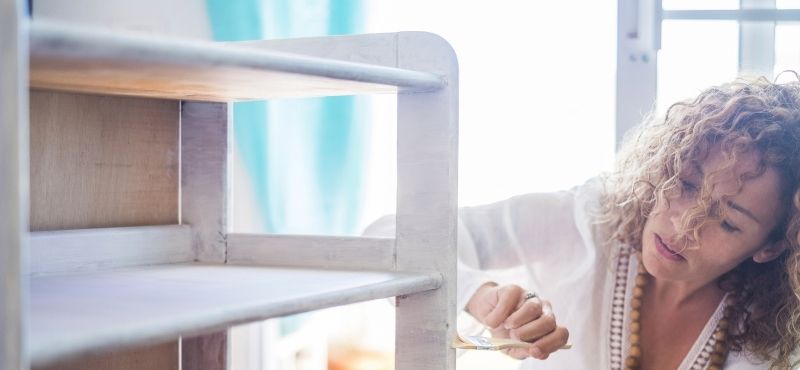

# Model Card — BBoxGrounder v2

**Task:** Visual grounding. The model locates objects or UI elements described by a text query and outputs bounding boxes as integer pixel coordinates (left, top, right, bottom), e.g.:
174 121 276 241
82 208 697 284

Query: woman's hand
465 283 569 360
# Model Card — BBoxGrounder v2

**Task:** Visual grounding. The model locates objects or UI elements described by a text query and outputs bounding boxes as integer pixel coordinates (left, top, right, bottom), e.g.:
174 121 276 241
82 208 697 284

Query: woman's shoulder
572 176 612 236
573 175 608 211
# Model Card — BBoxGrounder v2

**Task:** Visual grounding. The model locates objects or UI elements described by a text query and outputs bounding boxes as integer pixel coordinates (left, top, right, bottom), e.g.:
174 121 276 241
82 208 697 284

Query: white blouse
364 178 771 369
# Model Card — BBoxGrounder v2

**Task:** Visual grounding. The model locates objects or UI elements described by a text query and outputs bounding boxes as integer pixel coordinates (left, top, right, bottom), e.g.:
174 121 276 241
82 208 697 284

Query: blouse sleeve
362 177 605 313
455 186 587 271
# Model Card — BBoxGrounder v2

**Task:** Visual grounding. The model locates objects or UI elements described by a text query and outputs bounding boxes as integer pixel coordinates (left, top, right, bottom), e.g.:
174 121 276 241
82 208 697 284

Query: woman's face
641 148 785 286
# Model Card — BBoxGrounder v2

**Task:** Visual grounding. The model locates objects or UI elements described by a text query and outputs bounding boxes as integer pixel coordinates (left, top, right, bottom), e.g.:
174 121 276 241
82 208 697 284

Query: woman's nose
669 212 680 228
666 200 684 226
667 201 697 238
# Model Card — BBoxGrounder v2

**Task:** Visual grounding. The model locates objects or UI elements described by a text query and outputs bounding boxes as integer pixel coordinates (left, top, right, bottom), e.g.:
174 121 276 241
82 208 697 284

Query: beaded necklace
624 255 735 370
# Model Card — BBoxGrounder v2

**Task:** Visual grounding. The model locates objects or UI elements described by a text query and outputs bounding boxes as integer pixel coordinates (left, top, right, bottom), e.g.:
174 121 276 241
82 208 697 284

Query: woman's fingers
467 284 568 361
501 325 569 360
528 326 570 360
503 347 534 360
483 285 523 329
503 297 543 330
509 301 557 341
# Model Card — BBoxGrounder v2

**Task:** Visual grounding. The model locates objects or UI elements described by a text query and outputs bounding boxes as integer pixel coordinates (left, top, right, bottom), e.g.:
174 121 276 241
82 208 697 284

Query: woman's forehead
699 148 783 224
702 148 762 179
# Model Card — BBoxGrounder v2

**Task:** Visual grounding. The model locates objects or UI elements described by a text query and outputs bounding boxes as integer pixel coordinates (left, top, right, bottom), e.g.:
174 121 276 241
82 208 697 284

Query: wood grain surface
30 90 179 369
30 90 179 231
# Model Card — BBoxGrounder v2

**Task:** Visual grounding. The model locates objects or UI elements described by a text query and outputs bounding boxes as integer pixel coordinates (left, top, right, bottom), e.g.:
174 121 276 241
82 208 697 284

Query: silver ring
523 291 538 301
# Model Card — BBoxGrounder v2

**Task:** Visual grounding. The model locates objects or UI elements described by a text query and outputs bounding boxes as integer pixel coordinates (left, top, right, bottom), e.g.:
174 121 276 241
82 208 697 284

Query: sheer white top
364 178 771 369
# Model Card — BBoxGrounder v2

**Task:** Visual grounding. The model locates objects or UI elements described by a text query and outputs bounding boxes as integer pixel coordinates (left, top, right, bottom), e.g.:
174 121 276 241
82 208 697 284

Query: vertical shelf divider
180 101 232 370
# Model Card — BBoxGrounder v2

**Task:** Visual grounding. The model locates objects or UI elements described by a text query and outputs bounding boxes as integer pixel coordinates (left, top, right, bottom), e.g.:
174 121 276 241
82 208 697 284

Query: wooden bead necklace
624 255 735 370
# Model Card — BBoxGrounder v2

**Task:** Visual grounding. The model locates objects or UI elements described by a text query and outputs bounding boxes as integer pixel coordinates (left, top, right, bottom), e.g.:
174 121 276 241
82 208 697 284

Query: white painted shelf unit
2 10 458 370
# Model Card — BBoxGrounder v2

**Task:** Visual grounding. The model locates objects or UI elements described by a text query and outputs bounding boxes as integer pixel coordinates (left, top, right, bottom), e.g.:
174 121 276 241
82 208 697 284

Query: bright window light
657 20 739 115
775 23 800 76
361 0 616 223
778 0 800 9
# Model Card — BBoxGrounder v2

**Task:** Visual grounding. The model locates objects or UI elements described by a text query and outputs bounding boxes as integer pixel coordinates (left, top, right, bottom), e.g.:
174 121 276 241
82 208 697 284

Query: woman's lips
655 234 685 261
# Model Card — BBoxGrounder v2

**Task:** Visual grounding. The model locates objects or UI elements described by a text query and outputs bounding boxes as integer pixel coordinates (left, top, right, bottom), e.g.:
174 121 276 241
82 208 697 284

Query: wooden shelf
29 21 447 101
29 263 441 367
8 16 459 368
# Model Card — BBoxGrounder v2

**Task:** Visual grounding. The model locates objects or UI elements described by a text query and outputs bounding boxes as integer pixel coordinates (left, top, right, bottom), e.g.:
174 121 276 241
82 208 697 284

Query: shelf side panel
0 1 29 369
395 32 459 370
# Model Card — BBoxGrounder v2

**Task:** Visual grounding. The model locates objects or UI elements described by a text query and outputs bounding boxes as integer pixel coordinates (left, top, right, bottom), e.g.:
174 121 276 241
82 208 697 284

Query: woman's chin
640 244 684 281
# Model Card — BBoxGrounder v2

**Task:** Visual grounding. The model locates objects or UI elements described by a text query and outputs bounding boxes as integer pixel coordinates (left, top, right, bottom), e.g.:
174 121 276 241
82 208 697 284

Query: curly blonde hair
599 75 800 368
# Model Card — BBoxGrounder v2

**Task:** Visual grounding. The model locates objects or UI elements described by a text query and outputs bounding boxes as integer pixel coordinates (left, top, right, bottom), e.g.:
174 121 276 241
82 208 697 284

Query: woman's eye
721 220 740 233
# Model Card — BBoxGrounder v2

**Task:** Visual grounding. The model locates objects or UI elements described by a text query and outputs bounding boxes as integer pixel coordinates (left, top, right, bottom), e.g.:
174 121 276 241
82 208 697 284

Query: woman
367 76 800 369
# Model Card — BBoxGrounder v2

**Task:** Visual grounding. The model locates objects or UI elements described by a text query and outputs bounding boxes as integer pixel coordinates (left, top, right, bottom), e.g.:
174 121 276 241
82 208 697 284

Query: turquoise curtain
206 0 367 235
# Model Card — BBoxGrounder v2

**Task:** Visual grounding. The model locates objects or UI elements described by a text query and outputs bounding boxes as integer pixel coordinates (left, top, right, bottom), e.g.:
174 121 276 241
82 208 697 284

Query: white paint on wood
23 29 459 370
181 101 230 368
0 0 29 368
29 225 193 276
227 234 395 270
181 102 229 263
29 21 445 101
395 32 459 370
235 33 398 67
29 264 441 367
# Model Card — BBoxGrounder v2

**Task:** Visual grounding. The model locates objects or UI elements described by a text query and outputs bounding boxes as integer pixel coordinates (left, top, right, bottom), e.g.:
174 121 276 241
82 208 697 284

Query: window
617 0 800 141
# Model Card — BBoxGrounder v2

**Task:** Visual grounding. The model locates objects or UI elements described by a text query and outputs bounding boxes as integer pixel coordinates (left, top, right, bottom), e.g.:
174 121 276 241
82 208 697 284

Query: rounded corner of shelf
399 32 459 66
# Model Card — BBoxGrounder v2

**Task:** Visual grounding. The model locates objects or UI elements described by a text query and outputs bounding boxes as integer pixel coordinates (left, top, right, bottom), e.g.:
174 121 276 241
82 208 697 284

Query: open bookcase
1 3 458 369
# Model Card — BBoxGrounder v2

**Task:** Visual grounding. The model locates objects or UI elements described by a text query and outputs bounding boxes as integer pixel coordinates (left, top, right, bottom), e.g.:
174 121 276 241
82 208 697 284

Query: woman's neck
648 276 726 310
